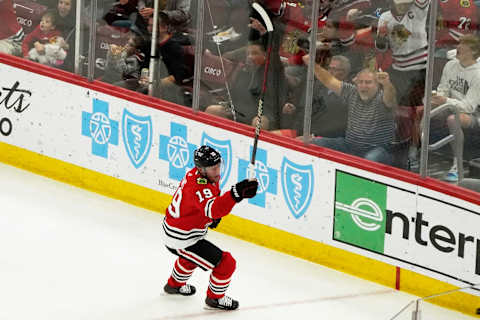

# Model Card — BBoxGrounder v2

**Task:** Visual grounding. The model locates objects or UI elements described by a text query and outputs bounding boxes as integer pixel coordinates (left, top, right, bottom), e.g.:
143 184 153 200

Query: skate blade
203 304 217 310
203 304 238 311
161 292 194 298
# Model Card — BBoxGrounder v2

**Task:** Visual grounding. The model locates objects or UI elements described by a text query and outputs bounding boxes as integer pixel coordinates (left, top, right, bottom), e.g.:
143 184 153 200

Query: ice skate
205 295 239 310
163 283 196 296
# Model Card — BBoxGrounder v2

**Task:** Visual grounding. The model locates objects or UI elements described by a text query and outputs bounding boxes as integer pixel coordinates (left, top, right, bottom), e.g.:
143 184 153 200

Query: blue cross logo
82 99 119 158
159 122 197 181
238 147 277 208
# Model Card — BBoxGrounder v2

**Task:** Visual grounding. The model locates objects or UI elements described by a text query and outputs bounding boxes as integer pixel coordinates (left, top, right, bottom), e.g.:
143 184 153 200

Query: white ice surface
0 162 476 320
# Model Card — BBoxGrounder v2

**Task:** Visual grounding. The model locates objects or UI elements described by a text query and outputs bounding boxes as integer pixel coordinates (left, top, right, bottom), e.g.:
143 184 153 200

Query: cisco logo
204 66 222 77
16 17 33 27
100 42 110 50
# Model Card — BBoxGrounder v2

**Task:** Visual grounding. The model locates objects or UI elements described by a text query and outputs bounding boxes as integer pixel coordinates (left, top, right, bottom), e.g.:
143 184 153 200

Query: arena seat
13 0 48 34
183 46 243 108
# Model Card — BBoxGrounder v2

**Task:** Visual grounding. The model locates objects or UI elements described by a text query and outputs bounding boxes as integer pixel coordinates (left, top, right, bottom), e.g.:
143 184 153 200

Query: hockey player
161 145 258 310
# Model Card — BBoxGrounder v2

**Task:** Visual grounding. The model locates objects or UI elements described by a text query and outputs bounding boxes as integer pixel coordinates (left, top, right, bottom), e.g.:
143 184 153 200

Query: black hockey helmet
194 145 221 168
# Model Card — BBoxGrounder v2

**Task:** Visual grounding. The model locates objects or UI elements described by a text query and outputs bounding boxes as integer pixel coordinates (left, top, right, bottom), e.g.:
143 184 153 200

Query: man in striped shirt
303 55 397 165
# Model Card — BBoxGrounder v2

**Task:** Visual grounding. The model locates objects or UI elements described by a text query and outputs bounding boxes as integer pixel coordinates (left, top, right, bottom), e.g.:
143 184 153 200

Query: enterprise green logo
334 171 387 253
334 170 480 277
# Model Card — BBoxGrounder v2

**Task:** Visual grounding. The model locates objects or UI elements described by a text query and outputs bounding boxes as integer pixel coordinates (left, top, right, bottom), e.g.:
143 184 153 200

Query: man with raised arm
303 54 397 165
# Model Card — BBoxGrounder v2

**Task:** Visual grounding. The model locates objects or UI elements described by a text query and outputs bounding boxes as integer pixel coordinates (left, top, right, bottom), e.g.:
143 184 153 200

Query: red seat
13 0 48 34
182 47 243 106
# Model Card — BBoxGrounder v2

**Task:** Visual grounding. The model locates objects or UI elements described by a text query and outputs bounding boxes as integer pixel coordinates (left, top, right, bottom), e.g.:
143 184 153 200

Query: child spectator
103 33 145 89
22 12 63 60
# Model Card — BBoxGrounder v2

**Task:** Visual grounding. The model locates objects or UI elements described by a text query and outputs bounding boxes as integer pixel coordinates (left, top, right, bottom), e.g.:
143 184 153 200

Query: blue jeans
312 137 393 165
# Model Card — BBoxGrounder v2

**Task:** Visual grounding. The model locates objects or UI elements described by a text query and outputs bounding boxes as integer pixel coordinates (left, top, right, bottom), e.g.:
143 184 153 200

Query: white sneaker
445 164 458 182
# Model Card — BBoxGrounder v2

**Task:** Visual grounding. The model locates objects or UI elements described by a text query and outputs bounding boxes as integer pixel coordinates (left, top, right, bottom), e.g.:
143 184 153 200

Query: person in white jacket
431 34 480 182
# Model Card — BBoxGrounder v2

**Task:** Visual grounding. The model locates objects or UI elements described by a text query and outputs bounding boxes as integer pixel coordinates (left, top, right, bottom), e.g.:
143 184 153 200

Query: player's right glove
230 179 258 202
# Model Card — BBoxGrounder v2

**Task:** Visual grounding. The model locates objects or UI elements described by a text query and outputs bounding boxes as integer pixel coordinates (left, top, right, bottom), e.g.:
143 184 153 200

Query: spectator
103 33 145 90
293 55 351 138
304 54 397 165
285 10 375 87
131 0 156 37
103 0 139 27
132 0 191 37
55 0 76 37
375 0 430 107
376 0 430 164
430 34 480 182
0 0 25 57
22 12 62 60
54 0 76 71
311 17 367 79
156 12 191 82
139 12 192 105
204 41 287 130
161 0 191 34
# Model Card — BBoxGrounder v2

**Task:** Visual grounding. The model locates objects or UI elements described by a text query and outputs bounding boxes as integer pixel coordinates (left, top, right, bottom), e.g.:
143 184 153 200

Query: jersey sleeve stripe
204 198 215 219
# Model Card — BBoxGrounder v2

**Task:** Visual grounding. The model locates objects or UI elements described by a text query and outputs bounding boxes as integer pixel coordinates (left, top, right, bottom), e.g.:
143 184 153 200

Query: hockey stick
250 2 274 165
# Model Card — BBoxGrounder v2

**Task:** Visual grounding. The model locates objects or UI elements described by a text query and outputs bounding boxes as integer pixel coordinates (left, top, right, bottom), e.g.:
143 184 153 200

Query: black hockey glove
230 179 258 202
209 218 221 229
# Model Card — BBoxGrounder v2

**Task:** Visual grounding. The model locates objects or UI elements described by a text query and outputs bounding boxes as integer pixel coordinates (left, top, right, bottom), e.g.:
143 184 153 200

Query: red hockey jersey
437 0 480 47
162 167 237 249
